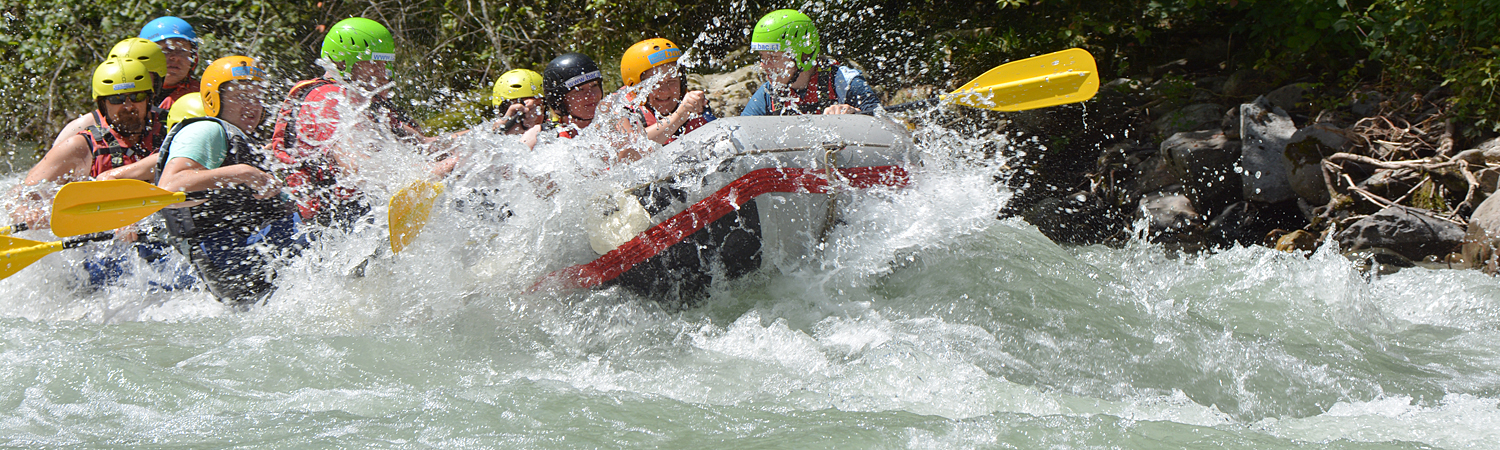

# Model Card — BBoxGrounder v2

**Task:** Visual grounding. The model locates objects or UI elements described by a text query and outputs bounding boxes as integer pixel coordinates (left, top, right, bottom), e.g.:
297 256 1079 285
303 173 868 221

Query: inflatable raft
538 114 919 308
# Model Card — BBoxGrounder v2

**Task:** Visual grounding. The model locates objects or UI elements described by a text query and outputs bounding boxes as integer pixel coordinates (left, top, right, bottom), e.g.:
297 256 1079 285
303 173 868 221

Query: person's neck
788 69 813 90
110 124 145 146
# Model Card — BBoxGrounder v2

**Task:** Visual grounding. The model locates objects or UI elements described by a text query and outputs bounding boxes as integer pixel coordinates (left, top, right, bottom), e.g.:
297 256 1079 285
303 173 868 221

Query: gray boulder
1282 123 1348 206
696 64 760 117
1162 130 1242 211
1153 103 1224 138
1140 190 1202 233
1350 91 1385 117
1266 83 1314 112
1335 206 1464 261
1463 193 1500 272
1239 96 1298 203
1221 106 1241 140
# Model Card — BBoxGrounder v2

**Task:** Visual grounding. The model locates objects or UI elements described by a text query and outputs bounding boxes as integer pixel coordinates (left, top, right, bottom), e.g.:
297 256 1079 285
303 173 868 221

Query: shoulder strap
81 125 116 157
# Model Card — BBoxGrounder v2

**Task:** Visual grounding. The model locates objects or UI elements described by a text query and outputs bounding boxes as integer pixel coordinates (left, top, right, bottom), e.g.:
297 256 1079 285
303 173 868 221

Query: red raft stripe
532 165 911 291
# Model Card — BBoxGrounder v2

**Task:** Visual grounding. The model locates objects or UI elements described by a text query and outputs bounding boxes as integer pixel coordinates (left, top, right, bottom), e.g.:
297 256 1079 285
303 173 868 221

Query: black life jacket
154 116 295 240
82 111 165 177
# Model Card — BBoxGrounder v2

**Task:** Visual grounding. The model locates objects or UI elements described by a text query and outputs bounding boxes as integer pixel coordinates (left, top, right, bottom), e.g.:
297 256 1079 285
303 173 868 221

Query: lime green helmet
750 9 820 72
321 17 395 71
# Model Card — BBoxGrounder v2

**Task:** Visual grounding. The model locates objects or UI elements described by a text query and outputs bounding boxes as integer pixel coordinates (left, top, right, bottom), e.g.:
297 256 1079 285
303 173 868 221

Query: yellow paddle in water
389 180 445 253
49 179 216 237
0 232 114 279
876 47 1100 113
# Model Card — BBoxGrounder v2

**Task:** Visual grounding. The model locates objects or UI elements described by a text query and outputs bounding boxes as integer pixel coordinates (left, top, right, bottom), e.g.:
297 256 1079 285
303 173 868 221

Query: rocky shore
697 64 1500 275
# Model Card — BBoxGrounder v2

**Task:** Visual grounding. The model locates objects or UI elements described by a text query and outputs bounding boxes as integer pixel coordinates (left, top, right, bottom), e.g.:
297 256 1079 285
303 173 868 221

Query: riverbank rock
1265 83 1313 113
1335 206 1464 261
1462 193 1500 272
1162 130 1241 212
1153 103 1223 138
1283 123 1348 206
697 64 759 117
1021 192 1128 245
1139 190 1204 248
1239 96 1298 203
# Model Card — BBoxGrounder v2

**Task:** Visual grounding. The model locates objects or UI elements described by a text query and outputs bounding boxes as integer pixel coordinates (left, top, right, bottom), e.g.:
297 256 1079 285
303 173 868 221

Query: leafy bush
2 0 1499 146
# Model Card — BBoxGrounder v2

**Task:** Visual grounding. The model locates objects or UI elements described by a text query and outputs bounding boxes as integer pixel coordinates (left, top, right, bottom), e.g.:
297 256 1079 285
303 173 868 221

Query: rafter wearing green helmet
742 9 882 117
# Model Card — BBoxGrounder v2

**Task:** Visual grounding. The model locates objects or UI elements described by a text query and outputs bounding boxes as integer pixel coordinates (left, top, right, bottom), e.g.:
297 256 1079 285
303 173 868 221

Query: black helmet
543 52 602 117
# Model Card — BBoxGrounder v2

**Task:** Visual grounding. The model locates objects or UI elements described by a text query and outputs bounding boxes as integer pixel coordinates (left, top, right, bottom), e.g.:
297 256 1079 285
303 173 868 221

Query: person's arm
522 124 541 150
832 67 882 113
22 134 93 186
96 153 160 181
642 91 708 145
156 121 279 207
47 113 96 150
157 158 279 207
12 133 92 228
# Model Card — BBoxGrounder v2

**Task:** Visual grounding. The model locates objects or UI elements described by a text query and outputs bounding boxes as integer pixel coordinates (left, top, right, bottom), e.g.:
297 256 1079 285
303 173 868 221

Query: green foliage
3 0 1500 144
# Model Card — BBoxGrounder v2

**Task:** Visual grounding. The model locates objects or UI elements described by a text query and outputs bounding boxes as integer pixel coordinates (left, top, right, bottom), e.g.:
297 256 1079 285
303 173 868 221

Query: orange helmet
620 38 682 87
200 56 266 117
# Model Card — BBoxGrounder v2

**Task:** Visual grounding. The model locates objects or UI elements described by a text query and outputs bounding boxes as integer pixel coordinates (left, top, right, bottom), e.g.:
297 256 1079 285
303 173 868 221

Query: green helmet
321 17 395 71
750 9 820 72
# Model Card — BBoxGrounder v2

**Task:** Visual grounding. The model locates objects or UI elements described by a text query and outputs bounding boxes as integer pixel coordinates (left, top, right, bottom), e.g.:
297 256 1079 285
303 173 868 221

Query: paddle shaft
861 99 940 115
0 223 27 236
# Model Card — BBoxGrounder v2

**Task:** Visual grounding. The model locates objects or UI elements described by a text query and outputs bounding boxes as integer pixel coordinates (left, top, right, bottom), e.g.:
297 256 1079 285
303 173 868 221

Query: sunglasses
104 91 152 105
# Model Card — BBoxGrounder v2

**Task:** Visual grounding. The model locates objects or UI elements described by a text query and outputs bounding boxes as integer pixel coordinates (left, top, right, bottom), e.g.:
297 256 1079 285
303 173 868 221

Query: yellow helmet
620 38 682 87
492 69 543 106
200 56 266 117
91 58 154 99
106 37 168 81
166 92 205 129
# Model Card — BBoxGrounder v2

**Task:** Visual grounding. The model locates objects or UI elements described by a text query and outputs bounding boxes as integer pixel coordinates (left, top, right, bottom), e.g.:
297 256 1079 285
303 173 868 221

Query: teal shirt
166 120 229 169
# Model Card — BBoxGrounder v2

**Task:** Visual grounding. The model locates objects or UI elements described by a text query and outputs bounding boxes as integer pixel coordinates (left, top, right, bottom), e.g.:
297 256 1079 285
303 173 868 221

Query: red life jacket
766 63 842 116
631 105 710 145
81 111 163 177
153 76 200 110
267 79 419 224
266 79 345 222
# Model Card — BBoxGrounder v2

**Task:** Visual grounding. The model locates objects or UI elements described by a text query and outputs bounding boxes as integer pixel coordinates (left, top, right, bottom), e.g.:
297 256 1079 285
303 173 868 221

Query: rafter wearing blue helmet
139 16 201 100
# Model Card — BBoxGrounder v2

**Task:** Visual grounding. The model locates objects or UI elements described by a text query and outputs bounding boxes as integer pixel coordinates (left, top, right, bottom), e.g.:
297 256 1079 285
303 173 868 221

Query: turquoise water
3 113 1498 448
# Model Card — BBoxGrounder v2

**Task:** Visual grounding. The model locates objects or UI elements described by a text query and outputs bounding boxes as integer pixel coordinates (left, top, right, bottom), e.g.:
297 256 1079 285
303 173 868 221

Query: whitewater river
2 112 1498 449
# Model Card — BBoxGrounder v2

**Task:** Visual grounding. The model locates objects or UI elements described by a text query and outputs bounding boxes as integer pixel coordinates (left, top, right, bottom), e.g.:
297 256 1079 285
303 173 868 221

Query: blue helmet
139 16 198 45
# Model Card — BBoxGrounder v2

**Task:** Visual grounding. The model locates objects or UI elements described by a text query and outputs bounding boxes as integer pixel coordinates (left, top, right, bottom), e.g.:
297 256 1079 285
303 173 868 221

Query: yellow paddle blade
943 47 1100 112
0 223 22 236
0 235 64 280
51 179 186 237
389 181 445 253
